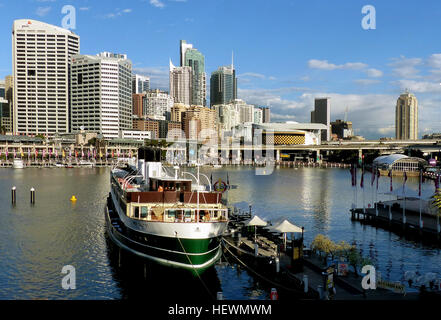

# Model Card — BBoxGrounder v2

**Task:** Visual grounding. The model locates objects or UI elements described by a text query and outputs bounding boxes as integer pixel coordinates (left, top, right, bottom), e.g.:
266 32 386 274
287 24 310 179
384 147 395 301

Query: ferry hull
105 203 225 274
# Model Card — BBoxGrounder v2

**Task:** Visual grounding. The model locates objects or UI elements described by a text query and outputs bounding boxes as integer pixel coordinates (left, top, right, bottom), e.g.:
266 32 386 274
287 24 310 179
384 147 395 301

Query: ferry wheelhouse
105 147 229 274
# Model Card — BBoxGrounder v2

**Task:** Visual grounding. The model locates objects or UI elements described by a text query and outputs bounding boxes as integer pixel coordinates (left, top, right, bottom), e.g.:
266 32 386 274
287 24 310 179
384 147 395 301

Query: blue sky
1 0 441 138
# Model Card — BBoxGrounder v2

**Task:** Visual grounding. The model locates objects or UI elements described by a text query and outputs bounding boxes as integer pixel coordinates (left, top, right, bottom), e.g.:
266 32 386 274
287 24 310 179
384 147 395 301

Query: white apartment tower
169 59 192 106
70 53 132 139
12 19 80 136
144 89 174 120
132 74 150 94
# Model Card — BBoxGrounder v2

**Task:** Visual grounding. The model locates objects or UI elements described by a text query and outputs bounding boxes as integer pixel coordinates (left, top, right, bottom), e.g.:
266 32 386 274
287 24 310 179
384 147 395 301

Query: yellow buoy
70 196 77 202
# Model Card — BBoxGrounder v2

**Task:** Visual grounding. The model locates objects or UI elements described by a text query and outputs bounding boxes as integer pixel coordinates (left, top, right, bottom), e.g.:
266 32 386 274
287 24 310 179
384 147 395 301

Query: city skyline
1 1 441 138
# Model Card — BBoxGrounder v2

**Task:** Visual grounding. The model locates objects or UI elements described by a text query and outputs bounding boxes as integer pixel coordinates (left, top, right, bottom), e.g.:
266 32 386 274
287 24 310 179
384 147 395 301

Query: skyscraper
181 40 206 106
12 19 80 136
395 91 418 140
311 98 331 142
70 53 132 139
4 75 13 133
143 89 174 120
260 106 271 123
210 65 237 107
169 59 192 105
132 74 150 94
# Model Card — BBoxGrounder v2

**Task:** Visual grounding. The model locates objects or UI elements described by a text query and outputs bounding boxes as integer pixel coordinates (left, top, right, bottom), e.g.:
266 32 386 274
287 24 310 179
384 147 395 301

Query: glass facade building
210 66 237 107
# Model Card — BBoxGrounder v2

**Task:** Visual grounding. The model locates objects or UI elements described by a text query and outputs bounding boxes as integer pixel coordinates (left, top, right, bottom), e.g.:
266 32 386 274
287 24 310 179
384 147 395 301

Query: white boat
105 147 229 275
78 160 94 167
12 159 24 169
55 162 64 168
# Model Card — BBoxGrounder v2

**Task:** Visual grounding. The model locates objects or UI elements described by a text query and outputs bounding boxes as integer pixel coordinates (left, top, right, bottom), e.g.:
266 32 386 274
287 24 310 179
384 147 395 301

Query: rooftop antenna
344 106 349 122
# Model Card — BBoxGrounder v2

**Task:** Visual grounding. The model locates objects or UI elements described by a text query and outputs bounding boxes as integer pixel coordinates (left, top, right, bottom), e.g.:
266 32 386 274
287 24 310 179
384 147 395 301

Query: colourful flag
27 149 30 158
360 168 364 188
436 174 440 191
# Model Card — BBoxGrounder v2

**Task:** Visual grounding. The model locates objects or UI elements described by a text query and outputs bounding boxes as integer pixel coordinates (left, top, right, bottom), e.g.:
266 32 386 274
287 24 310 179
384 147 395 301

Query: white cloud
36 6 51 17
238 72 266 79
103 8 132 19
133 66 169 90
394 79 441 93
366 68 383 77
308 59 367 70
150 0 165 8
354 79 381 85
388 56 422 78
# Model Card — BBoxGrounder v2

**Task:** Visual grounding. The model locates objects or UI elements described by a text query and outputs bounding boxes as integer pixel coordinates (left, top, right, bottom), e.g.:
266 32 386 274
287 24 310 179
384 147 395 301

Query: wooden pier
350 204 441 243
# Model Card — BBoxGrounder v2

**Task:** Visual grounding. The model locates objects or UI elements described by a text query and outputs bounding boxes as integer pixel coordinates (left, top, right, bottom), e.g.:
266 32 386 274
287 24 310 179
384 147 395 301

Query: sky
1 0 441 139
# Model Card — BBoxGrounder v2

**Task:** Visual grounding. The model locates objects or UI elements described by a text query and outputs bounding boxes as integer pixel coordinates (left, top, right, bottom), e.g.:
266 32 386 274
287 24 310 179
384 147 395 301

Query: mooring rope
221 239 305 295
175 232 215 300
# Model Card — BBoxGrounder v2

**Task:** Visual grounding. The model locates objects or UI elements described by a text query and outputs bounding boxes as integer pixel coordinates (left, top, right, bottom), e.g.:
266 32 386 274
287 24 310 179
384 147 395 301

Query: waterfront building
373 154 427 176
12 19 80 136
119 130 152 141
181 40 206 106
70 53 132 139
169 60 192 105
253 122 325 146
311 98 331 142
132 117 159 139
210 65 237 106
132 74 150 94
331 119 353 140
144 89 174 120
396 91 418 140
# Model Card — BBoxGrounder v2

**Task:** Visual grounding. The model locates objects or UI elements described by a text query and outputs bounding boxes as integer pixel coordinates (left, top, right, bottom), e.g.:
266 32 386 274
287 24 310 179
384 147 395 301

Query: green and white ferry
105 147 229 274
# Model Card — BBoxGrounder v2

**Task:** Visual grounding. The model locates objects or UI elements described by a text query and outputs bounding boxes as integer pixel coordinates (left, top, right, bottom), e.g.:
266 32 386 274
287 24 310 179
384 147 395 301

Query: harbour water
0 166 440 300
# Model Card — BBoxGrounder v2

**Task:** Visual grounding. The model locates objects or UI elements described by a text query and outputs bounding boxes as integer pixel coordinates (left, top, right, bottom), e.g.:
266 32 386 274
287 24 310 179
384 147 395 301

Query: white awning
244 215 268 227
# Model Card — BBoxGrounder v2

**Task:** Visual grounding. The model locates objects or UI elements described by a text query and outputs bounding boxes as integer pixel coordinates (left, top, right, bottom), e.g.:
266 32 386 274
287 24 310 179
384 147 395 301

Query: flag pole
419 169 423 229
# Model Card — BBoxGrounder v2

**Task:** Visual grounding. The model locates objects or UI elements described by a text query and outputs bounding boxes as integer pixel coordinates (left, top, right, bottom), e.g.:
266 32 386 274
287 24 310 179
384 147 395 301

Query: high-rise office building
4 75 13 133
259 106 271 123
132 74 150 94
181 40 206 106
210 65 237 106
12 19 80 136
182 106 216 140
144 89 174 120
253 107 263 125
395 91 418 140
311 98 331 142
132 93 145 118
70 53 132 139
0 80 9 133
169 59 192 105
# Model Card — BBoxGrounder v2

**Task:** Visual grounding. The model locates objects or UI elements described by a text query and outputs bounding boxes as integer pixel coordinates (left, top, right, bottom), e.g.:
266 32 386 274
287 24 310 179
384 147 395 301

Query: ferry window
141 207 148 218
184 210 191 218
168 210 176 219
134 207 140 219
